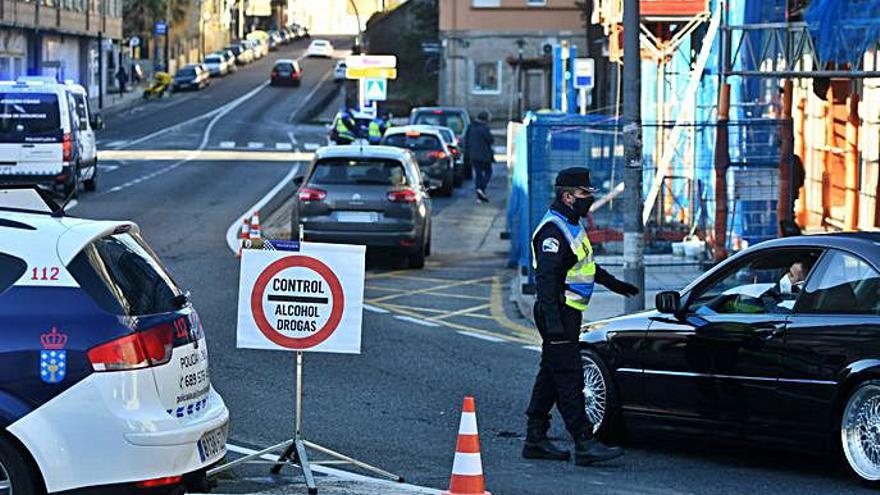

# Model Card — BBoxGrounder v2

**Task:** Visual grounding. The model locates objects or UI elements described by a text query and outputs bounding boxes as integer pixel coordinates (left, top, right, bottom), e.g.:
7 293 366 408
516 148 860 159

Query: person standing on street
523 167 639 466
465 110 494 203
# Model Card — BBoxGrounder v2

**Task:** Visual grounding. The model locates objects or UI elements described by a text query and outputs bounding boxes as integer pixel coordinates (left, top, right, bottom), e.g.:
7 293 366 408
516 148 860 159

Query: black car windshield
275 63 295 72
0 92 62 136
383 133 442 151
413 112 466 135
309 158 407 186
205 56 222 63
177 68 196 78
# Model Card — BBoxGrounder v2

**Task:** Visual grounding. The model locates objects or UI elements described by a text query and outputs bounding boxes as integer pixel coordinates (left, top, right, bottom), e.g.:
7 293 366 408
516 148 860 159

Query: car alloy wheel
843 381 880 482
581 351 607 434
0 459 10 495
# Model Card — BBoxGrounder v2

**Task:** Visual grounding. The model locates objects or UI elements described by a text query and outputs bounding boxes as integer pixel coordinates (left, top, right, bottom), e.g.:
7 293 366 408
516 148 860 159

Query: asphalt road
67 37 878 495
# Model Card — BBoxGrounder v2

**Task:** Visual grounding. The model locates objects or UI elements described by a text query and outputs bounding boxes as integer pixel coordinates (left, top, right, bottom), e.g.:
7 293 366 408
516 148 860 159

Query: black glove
606 278 640 297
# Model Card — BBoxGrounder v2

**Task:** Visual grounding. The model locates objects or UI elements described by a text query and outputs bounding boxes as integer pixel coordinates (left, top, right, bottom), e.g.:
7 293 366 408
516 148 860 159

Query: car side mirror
90 112 104 130
655 291 681 315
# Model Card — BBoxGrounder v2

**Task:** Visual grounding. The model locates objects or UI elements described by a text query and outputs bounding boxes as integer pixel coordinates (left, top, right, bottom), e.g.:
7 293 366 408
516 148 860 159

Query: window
472 0 500 6
688 248 822 315
309 158 407 186
0 253 26 296
0 92 62 136
527 0 547 5
67 232 183 316
472 61 502 95
796 250 880 315
72 93 88 131
412 112 466 135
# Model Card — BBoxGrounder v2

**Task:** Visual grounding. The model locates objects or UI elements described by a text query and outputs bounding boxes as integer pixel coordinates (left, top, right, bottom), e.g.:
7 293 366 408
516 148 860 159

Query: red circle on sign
250 256 345 349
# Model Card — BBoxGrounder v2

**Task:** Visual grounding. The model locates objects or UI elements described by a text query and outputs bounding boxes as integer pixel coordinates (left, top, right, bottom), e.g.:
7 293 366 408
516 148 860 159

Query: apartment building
439 0 588 119
0 0 122 97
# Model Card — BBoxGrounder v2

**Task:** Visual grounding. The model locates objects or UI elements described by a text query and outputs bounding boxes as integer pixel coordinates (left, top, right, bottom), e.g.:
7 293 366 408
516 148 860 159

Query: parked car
172 64 210 91
294 145 431 268
334 60 347 82
382 126 456 196
577 232 880 487
0 186 229 494
409 107 471 177
271 59 302 86
203 53 230 77
306 39 334 58
216 50 238 73
432 126 464 186
0 79 93 195
226 44 253 65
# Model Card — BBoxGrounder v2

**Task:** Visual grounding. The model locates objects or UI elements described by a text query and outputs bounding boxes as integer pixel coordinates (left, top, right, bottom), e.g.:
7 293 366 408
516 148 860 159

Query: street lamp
348 0 362 53
200 11 212 60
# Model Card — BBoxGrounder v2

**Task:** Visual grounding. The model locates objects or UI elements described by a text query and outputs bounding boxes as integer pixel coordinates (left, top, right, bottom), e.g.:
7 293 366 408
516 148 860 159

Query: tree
123 0 192 37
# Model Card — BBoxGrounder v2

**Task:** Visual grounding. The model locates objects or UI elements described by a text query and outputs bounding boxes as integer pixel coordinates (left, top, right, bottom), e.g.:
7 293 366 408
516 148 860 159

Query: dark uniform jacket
531 200 629 338
464 120 494 164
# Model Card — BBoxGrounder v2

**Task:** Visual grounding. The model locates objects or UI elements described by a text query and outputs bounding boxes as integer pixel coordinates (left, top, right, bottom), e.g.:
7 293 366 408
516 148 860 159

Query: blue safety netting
805 0 880 64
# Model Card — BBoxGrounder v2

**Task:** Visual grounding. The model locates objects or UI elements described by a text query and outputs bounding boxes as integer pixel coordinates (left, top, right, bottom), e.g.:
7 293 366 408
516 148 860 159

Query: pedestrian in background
115 66 128 94
524 167 639 467
465 110 494 203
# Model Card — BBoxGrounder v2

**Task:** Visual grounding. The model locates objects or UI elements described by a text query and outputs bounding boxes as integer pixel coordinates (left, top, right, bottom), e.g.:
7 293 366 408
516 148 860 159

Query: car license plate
337 211 376 223
197 424 227 463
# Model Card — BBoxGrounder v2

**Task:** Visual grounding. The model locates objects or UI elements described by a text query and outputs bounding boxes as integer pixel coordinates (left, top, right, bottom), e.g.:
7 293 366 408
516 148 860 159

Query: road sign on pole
573 58 595 90
345 54 397 69
364 78 387 101
154 21 167 35
345 66 397 80
236 243 365 353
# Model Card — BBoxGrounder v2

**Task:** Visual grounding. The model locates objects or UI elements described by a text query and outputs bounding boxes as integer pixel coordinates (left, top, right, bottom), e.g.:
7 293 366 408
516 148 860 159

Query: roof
411 106 469 114
384 125 444 137
314 145 411 161
743 232 880 263
274 58 298 64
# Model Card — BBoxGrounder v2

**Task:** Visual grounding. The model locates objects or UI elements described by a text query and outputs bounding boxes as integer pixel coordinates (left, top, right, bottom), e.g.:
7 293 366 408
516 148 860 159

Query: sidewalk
91 86 146 116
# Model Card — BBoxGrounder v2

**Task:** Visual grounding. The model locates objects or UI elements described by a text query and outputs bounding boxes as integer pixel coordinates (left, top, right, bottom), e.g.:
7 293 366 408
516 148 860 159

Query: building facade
289 0 393 35
439 0 587 120
0 0 123 99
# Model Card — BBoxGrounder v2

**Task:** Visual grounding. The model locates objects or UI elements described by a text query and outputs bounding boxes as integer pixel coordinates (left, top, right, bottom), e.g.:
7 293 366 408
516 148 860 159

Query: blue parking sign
154 21 167 35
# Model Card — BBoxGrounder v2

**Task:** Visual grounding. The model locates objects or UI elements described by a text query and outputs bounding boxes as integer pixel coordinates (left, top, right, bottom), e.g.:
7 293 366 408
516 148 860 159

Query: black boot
573 428 623 466
522 418 570 461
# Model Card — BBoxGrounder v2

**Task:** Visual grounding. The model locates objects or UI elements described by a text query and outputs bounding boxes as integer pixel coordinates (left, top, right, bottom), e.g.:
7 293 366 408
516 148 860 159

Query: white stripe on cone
458 412 478 435
451 452 484 476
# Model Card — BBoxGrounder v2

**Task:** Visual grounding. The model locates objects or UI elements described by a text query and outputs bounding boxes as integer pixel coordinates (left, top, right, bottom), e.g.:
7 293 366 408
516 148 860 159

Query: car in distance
409 107 471 178
294 145 432 269
0 186 229 494
431 125 464 187
172 64 210 91
270 59 302 87
578 232 880 487
334 60 347 82
381 126 456 197
203 53 230 77
306 39 334 58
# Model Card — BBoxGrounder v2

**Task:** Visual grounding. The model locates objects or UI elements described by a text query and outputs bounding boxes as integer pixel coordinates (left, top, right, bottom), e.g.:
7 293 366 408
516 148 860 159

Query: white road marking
523 345 542 352
119 80 270 149
97 82 271 197
105 140 129 149
457 331 505 343
304 142 321 151
363 304 389 314
287 130 298 146
219 141 236 148
224 164 299 254
275 142 293 150
222 443 440 493
287 64 335 123
247 141 265 149
98 164 119 172
394 315 440 327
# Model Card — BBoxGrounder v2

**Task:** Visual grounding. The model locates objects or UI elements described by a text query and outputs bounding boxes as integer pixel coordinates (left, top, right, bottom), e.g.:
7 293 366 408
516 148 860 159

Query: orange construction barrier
236 218 251 258
443 396 491 495
249 211 262 240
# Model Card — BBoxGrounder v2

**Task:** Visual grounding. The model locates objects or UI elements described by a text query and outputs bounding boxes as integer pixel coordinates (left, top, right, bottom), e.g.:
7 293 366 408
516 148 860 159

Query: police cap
555 167 597 192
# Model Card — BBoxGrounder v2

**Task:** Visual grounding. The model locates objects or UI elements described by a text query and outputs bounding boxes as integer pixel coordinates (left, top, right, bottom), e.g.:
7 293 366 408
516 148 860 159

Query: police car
0 186 228 494
0 80 97 195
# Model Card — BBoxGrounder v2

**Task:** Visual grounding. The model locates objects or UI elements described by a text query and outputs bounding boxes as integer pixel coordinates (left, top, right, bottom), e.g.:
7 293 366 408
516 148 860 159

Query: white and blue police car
0 186 228 494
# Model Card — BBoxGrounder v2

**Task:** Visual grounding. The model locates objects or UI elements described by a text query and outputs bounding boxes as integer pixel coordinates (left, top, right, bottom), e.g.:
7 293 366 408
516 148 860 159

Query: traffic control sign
364 78 387 101
573 58 595 90
345 54 397 69
236 243 365 353
346 66 397 80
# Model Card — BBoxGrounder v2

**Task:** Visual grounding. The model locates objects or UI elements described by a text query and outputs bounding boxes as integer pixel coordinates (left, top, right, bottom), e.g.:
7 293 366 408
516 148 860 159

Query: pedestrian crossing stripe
275 142 293 150
247 142 265 149
219 141 235 148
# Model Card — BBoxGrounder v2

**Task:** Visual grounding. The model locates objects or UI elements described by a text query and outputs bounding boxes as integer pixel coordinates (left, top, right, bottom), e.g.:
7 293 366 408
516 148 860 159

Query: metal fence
507 112 785 277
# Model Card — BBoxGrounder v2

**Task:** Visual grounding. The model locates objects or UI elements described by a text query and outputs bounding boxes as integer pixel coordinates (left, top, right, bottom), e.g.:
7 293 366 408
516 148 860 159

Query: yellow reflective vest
531 210 597 311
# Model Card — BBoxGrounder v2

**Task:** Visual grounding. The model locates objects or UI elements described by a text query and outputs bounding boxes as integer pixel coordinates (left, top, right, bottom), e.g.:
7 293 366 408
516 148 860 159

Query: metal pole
622 0 644 311
295 351 303 439
98 31 104 109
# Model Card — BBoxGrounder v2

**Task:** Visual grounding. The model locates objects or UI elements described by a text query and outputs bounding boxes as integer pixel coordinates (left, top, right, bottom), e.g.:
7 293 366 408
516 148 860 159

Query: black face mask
572 196 594 218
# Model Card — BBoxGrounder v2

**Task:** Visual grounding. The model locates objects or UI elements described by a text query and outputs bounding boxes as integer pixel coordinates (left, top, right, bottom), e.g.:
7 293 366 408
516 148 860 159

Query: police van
64 81 103 180
0 80 97 195
0 186 229 494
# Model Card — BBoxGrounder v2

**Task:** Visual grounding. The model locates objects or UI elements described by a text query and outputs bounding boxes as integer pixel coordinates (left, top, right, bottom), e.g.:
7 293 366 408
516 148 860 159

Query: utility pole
622 0 644 311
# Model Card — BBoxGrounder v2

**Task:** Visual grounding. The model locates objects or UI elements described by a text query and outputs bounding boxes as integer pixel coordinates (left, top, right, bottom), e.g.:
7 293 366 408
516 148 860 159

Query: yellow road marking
379 303 447 314
371 301 532 345
368 276 495 304
426 303 492 321
489 275 539 343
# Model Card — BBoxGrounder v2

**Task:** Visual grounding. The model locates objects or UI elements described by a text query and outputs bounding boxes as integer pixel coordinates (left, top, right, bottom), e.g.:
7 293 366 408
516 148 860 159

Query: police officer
334 110 357 145
367 114 385 145
523 167 639 466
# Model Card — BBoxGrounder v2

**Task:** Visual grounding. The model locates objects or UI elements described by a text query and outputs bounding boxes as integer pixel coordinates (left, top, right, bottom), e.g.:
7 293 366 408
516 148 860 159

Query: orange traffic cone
249 211 262 240
443 396 491 495
236 218 251 258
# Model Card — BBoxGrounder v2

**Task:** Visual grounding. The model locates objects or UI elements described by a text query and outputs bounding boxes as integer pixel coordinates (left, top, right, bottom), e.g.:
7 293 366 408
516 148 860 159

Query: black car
172 64 209 91
381 127 455 197
409 107 470 177
270 59 301 87
293 145 432 269
579 233 880 486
